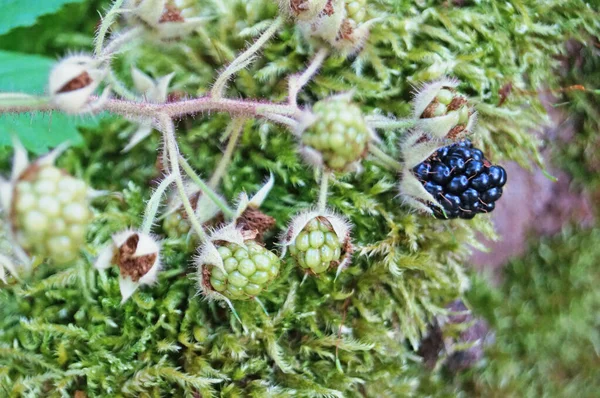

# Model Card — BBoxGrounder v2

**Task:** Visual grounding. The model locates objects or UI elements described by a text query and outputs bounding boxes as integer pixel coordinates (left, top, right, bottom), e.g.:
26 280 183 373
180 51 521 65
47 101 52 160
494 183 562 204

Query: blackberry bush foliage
0 0 598 396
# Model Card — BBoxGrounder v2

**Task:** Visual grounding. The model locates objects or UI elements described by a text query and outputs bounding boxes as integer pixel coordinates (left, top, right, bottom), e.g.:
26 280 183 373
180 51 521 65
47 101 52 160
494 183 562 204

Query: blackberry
288 217 343 274
205 240 280 300
411 139 507 220
12 165 92 264
301 98 370 171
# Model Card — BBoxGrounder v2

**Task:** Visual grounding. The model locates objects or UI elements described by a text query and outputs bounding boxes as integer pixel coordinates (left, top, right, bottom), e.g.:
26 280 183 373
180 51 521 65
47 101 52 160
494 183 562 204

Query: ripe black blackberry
412 139 507 219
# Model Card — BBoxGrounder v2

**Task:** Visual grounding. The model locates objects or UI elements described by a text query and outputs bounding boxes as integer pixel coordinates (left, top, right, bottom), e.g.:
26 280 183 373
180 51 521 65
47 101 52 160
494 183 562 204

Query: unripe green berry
302 99 370 171
419 85 472 139
345 0 367 24
12 165 91 264
162 211 192 238
206 240 280 300
289 217 342 274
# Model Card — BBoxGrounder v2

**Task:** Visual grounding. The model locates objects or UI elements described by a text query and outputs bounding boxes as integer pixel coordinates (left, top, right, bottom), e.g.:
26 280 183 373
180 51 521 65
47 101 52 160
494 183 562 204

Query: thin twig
94 0 126 57
209 117 245 188
177 154 236 220
211 17 284 98
159 114 208 241
289 48 329 107
140 174 176 235
318 169 331 212
369 145 403 172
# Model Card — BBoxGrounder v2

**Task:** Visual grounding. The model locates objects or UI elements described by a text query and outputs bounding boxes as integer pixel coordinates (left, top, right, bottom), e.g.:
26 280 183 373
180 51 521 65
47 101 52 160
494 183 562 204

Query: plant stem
211 17 284 98
160 114 208 241
0 95 52 112
0 95 300 124
101 27 143 58
365 116 416 131
318 169 331 212
140 174 176 235
209 117 245 188
106 70 139 101
369 145 403 172
94 0 126 57
177 154 236 220
289 48 329 107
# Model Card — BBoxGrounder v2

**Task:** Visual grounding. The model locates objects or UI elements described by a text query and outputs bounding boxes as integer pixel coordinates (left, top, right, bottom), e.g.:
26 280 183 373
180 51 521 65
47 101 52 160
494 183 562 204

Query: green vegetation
0 0 599 396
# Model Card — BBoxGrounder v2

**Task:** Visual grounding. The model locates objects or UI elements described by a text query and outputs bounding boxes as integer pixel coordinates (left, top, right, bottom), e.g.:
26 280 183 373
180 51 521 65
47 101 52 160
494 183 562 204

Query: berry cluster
12 165 91 264
162 211 191 239
301 99 369 171
412 140 507 220
345 0 367 25
288 217 343 274
206 240 280 300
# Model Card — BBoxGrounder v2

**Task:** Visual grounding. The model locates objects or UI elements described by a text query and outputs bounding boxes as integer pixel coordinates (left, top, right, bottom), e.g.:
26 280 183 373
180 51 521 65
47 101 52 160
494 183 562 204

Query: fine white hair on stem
158 113 208 241
140 174 176 235
211 17 284 98
288 48 329 107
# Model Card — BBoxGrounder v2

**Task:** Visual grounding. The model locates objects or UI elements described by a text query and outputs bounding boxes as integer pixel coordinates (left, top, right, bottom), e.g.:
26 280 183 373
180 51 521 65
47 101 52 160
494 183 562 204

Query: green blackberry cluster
208 240 280 300
420 87 470 138
301 99 370 171
288 217 343 274
12 165 91 264
345 0 367 24
162 211 191 238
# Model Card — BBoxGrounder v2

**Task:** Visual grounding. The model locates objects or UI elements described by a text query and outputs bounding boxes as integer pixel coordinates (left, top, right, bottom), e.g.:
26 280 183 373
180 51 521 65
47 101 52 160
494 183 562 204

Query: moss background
0 0 599 396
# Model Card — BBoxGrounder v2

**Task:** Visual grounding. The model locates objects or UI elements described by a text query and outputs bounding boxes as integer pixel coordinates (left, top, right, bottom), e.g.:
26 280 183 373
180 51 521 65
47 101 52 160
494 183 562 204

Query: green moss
0 0 599 396
437 228 600 397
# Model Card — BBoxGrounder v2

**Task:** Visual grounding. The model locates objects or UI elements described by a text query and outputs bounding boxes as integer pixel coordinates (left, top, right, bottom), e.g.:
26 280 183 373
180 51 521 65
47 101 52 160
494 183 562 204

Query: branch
211 17 284 98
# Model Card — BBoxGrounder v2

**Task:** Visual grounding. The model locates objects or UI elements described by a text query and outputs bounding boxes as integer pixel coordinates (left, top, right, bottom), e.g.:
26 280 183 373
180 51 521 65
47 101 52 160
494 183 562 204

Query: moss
0 0 599 396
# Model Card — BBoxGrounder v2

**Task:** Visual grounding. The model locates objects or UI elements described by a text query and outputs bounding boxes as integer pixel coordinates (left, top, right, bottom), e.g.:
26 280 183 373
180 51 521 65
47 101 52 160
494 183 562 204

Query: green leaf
0 50 90 154
0 0 86 36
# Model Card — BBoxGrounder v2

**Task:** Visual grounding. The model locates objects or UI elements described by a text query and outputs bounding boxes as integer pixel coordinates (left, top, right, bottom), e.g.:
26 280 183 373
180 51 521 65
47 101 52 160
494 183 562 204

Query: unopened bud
48 55 104 114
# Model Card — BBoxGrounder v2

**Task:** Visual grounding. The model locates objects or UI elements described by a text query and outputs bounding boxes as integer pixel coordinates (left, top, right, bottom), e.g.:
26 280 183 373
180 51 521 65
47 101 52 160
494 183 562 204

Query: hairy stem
318 169 331 212
289 48 329 107
365 115 416 131
209 117 245 189
101 27 143 58
94 0 126 57
0 94 51 110
211 17 284 98
177 154 236 220
140 174 176 235
107 70 139 101
369 145 403 172
160 114 208 241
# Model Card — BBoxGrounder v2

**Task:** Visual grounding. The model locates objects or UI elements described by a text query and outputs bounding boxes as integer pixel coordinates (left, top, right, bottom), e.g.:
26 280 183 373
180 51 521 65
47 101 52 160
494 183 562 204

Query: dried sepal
234 173 274 218
94 230 161 303
398 170 441 215
126 0 206 40
412 77 477 140
278 0 329 21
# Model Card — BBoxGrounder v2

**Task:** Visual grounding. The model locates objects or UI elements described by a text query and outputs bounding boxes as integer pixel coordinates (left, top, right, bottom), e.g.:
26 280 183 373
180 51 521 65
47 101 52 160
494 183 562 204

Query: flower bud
95 231 161 303
412 78 477 140
48 55 104 114
282 209 353 278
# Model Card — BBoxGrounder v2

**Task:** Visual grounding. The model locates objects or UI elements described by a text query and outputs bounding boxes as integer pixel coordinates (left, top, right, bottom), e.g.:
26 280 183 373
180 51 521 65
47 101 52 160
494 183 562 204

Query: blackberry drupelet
412 140 507 220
